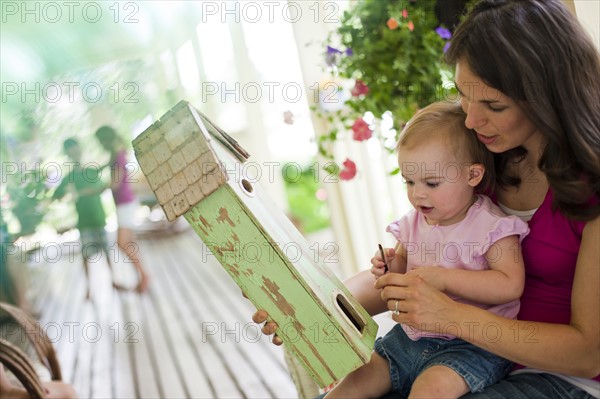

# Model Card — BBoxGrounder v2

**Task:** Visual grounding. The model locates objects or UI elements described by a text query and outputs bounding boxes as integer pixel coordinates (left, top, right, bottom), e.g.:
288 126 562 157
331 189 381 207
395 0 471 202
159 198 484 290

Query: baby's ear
468 163 485 187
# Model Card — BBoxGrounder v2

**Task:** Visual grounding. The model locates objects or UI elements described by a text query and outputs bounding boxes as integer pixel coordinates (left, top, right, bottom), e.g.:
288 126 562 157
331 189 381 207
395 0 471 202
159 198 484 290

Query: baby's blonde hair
397 101 494 193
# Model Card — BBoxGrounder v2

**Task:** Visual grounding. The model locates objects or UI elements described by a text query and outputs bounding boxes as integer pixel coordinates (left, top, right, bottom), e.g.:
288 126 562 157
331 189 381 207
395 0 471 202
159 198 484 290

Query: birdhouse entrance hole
336 294 366 334
241 179 254 195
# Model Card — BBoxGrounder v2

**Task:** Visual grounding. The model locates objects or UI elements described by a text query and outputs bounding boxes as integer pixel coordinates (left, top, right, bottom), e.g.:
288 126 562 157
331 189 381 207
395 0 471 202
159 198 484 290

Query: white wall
575 0 600 50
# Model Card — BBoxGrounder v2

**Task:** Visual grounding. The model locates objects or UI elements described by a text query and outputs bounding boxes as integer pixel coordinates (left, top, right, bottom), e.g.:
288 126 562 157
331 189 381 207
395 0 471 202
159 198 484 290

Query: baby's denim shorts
374 324 512 396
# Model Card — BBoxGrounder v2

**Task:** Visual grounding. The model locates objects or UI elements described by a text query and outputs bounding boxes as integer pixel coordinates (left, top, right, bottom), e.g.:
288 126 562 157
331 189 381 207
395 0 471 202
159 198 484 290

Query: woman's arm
343 270 388 316
409 235 525 304
375 216 600 377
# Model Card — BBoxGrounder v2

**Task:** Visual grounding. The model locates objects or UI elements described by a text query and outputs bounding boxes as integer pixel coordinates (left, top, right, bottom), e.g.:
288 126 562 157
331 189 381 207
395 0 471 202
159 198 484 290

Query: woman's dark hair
62 137 79 151
445 0 600 220
95 125 118 145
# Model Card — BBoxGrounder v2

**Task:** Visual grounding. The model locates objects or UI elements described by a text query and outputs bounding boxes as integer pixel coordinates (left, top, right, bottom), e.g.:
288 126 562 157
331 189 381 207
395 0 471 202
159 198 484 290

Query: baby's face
398 139 476 226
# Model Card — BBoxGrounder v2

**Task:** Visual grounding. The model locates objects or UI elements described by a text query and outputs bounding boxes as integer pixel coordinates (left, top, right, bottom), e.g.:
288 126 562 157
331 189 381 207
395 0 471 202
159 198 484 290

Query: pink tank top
112 150 136 205
498 190 599 382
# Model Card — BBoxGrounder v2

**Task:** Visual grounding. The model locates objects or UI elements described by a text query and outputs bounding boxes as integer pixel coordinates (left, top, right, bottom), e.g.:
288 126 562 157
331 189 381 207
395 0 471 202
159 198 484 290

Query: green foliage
316 0 452 168
282 164 331 234
4 168 52 237
337 0 447 121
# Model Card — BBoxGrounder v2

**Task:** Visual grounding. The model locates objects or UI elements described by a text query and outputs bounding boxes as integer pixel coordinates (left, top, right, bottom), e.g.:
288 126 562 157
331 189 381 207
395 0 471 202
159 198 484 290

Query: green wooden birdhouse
132 100 378 388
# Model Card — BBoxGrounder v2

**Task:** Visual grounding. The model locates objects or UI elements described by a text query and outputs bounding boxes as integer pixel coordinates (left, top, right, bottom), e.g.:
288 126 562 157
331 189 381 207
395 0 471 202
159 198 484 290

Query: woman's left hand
374 272 458 333
406 266 447 291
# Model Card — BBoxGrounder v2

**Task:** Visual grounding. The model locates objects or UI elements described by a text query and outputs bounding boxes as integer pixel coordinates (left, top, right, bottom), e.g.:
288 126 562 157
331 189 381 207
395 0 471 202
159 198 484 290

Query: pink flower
352 118 372 141
401 9 408 18
386 17 399 30
351 80 369 97
339 159 357 181
283 110 294 124
407 21 414 32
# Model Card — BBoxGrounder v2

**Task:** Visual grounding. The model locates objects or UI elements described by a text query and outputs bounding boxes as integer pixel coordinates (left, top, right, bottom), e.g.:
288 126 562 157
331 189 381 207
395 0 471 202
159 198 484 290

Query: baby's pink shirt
387 195 530 340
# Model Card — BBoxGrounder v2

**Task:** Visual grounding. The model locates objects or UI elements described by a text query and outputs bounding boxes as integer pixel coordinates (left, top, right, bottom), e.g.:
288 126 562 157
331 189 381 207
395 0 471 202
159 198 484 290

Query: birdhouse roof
132 100 250 220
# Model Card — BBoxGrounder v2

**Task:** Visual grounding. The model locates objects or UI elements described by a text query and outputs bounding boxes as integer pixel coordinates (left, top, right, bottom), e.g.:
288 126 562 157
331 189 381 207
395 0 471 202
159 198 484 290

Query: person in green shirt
53 138 126 299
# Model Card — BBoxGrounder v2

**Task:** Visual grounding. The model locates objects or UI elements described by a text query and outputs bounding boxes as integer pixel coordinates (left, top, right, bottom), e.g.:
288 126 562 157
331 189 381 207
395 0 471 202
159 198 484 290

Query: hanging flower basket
315 0 455 180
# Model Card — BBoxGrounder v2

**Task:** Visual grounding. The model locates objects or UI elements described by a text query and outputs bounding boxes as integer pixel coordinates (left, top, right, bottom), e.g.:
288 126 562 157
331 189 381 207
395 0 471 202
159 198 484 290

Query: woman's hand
371 247 396 278
407 266 447 291
252 310 283 346
374 272 458 333
250 269 390 346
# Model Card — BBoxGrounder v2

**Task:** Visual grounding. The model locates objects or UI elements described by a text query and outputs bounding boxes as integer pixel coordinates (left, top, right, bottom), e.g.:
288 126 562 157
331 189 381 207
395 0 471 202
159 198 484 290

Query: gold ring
393 300 400 316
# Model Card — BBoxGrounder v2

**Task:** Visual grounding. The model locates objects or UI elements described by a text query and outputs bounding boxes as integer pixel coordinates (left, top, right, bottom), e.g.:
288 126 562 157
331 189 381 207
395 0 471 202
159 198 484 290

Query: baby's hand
408 266 446 291
370 247 395 278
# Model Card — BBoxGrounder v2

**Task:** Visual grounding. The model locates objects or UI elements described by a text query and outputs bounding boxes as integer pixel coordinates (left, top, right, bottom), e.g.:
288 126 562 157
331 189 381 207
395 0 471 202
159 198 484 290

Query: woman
95 126 150 293
254 1 599 397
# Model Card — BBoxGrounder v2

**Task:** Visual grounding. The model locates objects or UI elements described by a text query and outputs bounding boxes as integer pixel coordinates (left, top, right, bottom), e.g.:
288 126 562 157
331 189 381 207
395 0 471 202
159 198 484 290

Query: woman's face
454 60 543 154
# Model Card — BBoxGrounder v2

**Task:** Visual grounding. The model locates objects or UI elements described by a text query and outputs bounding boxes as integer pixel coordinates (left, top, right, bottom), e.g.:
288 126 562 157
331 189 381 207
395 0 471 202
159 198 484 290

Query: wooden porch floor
27 228 298 398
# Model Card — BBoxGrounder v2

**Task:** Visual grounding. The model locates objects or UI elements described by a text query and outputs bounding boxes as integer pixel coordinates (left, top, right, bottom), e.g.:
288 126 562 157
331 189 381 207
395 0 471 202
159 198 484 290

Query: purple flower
345 48 353 56
326 46 341 66
327 45 343 55
435 27 452 40
443 42 451 53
